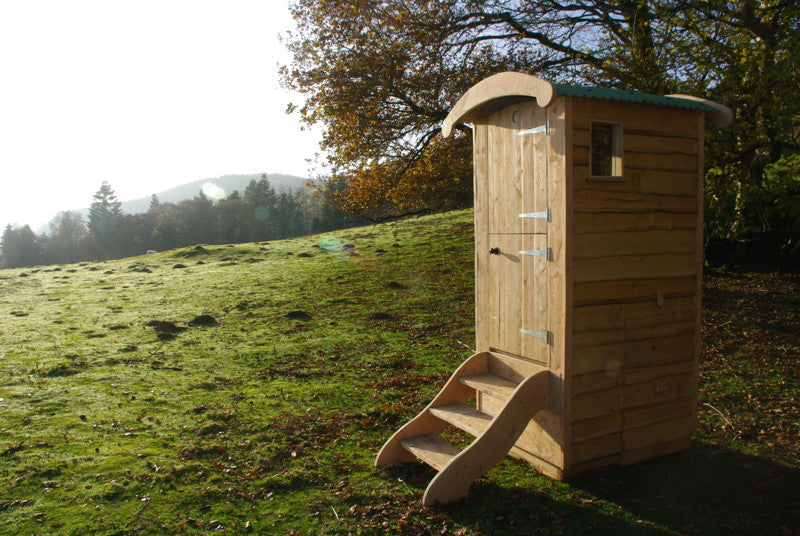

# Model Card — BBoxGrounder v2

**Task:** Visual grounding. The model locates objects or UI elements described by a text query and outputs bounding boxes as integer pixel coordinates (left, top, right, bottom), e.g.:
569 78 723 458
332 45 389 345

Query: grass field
1 209 797 535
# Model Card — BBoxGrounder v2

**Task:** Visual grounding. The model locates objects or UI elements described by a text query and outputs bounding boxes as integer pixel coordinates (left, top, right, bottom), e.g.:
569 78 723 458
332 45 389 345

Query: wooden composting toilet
376 72 732 505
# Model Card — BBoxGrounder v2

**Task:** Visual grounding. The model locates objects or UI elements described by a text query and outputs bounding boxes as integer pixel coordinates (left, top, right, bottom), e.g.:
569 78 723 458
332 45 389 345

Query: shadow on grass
436 442 798 536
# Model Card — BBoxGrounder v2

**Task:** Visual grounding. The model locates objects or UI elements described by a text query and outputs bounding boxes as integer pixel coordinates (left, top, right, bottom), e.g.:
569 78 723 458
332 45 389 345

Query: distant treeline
1 175 364 268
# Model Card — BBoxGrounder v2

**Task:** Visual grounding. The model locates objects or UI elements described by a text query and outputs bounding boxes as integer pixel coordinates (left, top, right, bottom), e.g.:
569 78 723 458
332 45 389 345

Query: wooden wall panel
572 413 622 442
624 398 693 430
573 276 695 307
473 122 490 352
546 96 573 465
573 297 695 333
571 99 698 136
623 373 693 409
573 212 697 234
622 415 693 452
573 433 622 464
572 386 622 420
573 230 696 259
572 334 694 376
573 190 698 214
574 253 696 283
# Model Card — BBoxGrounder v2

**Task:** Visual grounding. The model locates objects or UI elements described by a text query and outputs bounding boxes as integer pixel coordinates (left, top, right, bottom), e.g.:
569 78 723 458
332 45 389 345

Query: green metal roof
553 83 717 112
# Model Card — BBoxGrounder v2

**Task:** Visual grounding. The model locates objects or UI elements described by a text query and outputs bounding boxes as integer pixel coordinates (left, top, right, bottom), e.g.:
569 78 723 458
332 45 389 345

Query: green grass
0 209 797 535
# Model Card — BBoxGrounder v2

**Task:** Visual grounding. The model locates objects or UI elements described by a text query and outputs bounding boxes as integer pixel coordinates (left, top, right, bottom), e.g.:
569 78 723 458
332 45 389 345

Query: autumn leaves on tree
281 0 799 258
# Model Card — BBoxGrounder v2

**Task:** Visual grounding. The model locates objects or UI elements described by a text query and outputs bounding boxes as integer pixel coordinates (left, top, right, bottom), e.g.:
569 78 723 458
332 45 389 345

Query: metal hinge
518 246 552 261
519 208 551 221
518 121 550 136
520 329 552 344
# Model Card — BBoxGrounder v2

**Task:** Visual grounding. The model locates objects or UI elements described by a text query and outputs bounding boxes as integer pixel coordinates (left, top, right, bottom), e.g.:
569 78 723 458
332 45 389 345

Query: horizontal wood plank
573 212 697 233
623 373 694 409
400 435 460 471
573 128 699 154
574 230 697 259
573 369 623 396
573 276 696 307
572 386 622 421
573 333 695 373
622 415 693 451
573 146 699 173
572 432 622 464
624 360 694 385
572 413 622 442
623 397 694 430
487 351 548 383
572 98 699 135
574 190 697 214
429 404 492 438
573 166 699 196
574 253 697 282
574 297 695 333
573 320 695 349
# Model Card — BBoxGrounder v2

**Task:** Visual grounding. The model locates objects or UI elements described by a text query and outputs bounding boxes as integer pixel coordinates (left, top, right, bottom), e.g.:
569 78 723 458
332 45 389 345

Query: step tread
459 373 518 399
400 434 461 471
429 404 493 437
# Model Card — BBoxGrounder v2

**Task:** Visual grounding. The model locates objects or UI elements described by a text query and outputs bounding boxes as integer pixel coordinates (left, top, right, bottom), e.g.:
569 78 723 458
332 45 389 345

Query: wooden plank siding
567 97 702 468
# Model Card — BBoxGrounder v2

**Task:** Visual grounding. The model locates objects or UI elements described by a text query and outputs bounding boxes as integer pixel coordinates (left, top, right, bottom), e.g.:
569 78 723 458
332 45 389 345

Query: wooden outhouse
376 72 732 505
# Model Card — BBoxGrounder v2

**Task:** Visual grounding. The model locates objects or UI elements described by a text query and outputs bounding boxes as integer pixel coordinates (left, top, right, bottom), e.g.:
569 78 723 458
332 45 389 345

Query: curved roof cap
441 72 732 137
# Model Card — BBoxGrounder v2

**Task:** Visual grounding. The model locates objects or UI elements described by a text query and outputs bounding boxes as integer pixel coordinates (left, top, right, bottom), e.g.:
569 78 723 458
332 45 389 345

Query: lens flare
201 182 226 201
254 206 271 221
318 235 379 271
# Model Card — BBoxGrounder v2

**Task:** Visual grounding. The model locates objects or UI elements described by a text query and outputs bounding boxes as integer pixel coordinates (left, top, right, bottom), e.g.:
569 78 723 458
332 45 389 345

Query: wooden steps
400 435 460 471
376 351 550 505
459 373 517 398
429 404 492 437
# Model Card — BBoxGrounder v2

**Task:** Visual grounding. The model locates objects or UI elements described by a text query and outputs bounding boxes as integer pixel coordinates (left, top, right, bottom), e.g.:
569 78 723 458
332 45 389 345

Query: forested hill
120 173 309 214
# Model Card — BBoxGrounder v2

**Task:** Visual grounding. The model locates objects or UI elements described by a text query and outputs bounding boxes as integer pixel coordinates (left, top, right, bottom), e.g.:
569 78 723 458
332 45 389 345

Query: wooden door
485 101 549 363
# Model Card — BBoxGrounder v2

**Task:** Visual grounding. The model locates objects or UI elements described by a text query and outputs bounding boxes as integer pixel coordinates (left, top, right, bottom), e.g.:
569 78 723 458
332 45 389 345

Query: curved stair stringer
375 351 490 467
422 370 551 506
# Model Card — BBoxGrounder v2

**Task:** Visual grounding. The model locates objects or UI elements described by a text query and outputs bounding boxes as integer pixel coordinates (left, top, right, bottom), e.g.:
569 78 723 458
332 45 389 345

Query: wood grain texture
375 352 488 467
573 190 698 214
573 212 697 234
572 98 699 135
473 122 490 352
622 414 693 451
423 370 550 505
573 276 695 307
547 95 573 466
441 72 556 137
572 432 622 464
573 320 694 349
573 230 696 259
573 333 694 375
574 253 696 283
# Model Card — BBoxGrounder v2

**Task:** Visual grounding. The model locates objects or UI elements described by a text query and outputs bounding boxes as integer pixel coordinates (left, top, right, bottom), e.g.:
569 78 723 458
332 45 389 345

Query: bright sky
0 0 320 233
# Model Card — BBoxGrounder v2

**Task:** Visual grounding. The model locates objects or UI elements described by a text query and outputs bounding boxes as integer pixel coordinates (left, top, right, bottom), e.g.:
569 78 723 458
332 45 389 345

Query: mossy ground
0 210 797 535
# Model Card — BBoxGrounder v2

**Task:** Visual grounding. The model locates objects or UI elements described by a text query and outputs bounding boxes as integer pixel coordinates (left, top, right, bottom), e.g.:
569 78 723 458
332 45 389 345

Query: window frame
589 120 624 180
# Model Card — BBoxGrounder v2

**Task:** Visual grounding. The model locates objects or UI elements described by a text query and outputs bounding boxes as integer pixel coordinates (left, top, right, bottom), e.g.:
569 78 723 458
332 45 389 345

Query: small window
591 121 623 179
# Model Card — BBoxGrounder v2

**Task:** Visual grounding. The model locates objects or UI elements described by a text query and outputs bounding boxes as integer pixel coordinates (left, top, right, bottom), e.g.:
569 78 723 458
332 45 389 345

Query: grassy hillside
0 210 797 535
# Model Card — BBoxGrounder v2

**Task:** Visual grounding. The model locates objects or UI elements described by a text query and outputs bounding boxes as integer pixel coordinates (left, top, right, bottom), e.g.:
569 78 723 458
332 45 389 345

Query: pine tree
88 181 124 258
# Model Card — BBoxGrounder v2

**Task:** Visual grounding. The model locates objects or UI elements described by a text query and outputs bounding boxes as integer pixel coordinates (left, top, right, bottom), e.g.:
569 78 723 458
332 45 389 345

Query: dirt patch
366 312 395 321
190 315 218 326
285 311 312 322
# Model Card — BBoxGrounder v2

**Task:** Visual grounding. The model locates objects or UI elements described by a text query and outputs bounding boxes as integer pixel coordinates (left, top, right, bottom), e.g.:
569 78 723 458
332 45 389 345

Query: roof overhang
441 72 732 138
